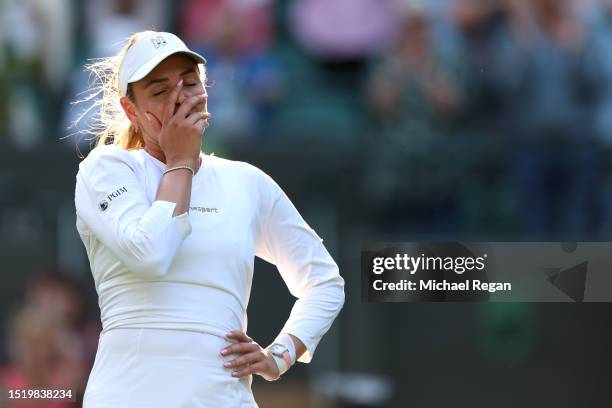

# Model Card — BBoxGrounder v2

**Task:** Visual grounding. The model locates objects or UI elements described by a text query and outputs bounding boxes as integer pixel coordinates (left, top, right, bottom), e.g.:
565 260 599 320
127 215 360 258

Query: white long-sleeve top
74 145 345 363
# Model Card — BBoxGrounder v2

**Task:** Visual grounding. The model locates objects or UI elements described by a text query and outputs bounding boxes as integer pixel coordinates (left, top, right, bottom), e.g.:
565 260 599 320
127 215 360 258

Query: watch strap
268 343 292 376
272 333 297 365
271 352 290 375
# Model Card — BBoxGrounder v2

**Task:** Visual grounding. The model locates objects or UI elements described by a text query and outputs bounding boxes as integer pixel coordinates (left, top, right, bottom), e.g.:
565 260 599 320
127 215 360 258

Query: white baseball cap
118 31 206 96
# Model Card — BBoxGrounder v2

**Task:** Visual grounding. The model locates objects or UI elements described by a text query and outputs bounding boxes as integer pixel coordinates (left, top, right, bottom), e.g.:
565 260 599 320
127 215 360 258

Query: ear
119 96 138 125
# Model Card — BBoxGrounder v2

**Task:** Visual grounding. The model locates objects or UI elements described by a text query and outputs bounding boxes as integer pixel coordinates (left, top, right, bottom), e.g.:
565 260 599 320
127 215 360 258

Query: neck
144 145 167 164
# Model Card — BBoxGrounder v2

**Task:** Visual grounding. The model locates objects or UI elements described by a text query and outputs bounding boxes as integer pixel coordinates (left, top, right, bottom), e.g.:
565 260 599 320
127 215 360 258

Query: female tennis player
73 31 345 407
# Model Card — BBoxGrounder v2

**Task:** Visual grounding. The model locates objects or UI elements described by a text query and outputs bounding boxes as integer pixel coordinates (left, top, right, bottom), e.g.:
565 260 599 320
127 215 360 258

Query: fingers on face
189 112 212 129
164 79 183 123
145 112 163 132
177 90 206 108
175 94 207 120
187 110 210 123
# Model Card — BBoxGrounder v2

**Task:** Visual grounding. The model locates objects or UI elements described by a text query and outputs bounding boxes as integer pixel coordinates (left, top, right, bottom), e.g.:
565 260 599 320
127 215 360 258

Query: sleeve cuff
278 330 316 364
143 200 192 238
272 332 297 365
173 211 193 237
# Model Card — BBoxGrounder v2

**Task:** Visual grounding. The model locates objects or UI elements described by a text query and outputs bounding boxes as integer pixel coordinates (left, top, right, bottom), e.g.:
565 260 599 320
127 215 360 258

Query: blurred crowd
2 2 612 406
0 267 100 407
361 0 612 239
2 0 612 239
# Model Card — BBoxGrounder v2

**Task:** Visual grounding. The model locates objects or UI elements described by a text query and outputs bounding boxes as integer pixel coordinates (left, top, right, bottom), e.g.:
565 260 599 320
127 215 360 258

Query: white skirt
83 328 259 408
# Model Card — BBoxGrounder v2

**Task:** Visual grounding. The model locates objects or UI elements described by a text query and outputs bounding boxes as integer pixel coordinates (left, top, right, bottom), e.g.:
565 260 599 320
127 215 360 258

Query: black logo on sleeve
98 187 128 212
98 200 109 212
107 187 128 201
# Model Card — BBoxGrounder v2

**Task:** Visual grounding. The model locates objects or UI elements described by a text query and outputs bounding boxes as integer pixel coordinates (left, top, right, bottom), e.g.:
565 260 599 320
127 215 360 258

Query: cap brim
127 50 207 85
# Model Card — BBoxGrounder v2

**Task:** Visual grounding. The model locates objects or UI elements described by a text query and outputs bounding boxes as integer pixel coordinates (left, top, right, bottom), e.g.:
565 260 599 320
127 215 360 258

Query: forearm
279 278 345 363
156 162 195 216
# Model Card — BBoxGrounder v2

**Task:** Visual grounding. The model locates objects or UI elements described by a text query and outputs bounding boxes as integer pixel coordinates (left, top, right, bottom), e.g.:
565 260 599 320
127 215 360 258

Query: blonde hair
71 31 207 154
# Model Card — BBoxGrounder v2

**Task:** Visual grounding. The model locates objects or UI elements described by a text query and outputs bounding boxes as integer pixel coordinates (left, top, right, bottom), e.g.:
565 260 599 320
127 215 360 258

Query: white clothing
83 328 258 407
74 145 345 405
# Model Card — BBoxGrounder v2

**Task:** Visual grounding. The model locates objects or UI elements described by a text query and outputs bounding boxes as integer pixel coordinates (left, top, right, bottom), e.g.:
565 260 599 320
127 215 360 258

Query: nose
177 91 187 105
173 90 208 115
174 91 188 115
175 89 206 105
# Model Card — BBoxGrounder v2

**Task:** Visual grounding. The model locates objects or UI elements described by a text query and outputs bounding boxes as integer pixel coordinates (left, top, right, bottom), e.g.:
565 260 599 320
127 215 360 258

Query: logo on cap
151 36 167 49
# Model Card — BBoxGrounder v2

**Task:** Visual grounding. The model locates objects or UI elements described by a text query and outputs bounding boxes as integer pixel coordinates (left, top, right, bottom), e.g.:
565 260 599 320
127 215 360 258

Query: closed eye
153 83 197 96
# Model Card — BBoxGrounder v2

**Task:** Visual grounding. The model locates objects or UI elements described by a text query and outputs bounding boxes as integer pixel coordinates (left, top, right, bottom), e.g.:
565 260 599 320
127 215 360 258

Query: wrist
266 343 293 377
165 155 198 169
166 160 197 170
272 333 297 365
163 165 194 177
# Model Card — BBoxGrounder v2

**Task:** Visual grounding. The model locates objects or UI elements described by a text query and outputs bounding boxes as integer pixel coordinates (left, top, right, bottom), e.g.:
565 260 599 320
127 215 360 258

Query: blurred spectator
362 4 464 234
507 0 603 238
451 0 528 134
62 0 173 151
180 0 275 55
0 267 101 406
179 0 285 140
24 269 100 368
0 0 74 91
585 0 612 232
281 0 403 142
84 0 170 57
288 0 400 61
26 272 83 328
440 0 532 234
511 0 592 138
0 306 86 408
367 5 461 131
584 0 612 145
0 0 74 148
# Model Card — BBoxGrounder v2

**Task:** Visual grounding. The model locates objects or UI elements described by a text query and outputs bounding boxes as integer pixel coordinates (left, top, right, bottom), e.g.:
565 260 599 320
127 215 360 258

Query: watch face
269 343 287 356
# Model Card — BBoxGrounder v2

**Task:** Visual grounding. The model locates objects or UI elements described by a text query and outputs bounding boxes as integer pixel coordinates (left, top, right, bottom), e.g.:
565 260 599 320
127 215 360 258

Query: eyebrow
144 67 197 89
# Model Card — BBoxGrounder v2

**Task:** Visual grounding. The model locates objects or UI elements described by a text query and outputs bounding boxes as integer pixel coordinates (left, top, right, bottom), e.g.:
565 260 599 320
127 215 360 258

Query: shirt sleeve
74 148 192 279
254 168 345 364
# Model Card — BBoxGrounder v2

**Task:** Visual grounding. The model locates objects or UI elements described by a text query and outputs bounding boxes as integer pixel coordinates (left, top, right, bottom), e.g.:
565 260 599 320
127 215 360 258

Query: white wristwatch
267 343 292 376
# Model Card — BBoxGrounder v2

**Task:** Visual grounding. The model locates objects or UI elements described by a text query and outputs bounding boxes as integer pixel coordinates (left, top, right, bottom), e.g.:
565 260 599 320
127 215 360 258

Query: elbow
327 263 345 313
112 207 191 279
121 239 174 279
315 274 345 315
128 253 172 279
119 229 183 279
336 277 346 313
328 272 345 315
